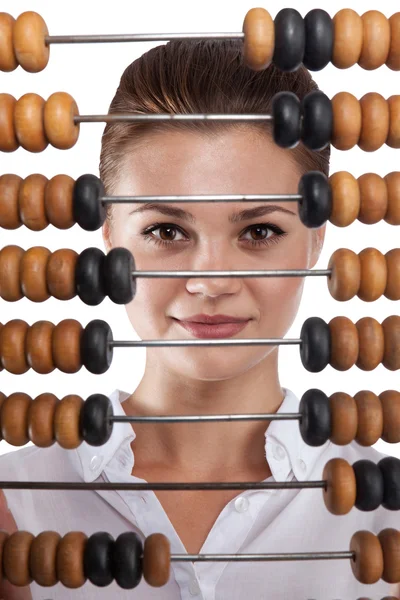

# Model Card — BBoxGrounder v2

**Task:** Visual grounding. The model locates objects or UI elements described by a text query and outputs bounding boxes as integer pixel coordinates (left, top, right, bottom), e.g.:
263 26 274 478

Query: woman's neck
122 351 285 476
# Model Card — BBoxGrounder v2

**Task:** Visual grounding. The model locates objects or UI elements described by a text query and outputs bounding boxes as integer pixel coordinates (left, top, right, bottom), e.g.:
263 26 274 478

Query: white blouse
0 387 399 600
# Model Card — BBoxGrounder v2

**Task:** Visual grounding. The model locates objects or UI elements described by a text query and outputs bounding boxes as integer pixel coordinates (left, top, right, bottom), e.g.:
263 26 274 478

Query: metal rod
74 113 273 124
111 412 302 423
131 269 332 278
0 481 325 491
109 338 302 348
172 551 354 562
45 32 245 45
101 193 303 204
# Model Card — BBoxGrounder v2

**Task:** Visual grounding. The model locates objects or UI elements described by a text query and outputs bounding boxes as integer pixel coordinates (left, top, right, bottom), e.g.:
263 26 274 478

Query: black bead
303 9 333 71
75 248 107 306
81 320 113 374
299 389 331 447
112 532 143 589
73 174 106 231
272 92 301 149
104 247 136 304
353 460 384 511
301 91 333 151
378 456 400 510
84 532 114 587
300 317 330 373
80 394 113 447
298 171 332 228
273 9 305 72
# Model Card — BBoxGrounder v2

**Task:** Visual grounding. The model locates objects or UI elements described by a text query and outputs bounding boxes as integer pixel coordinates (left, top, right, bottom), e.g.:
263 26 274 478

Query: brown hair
99 39 330 220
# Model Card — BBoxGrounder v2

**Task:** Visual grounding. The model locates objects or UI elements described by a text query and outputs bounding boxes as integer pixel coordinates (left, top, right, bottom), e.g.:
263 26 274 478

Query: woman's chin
163 348 268 382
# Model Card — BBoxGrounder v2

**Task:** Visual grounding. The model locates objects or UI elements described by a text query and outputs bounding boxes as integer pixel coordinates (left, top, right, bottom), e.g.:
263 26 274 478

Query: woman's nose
185 255 243 298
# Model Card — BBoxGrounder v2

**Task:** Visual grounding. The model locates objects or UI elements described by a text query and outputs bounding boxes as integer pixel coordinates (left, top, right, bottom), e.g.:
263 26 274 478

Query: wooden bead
28 393 58 447
0 13 18 72
359 93 390 152
329 392 358 445
378 528 400 584
387 96 400 148
358 248 387 302
0 93 18 152
0 319 29 374
358 173 388 224
14 93 48 152
356 317 384 370
384 172 400 225
25 321 55 374
329 171 360 227
20 246 51 302
329 316 359 371
47 249 78 301
242 8 274 71
57 532 87 588
18 173 49 231
44 92 80 150
45 175 75 229
327 248 360 301
354 390 383 446
332 9 363 69
358 11 391 70
0 324 3 373
387 13 400 70
322 458 356 515
30 531 61 586
54 395 83 449
385 249 400 301
382 315 400 371
1 392 30 446
380 390 400 443
13 11 49 73
3 531 34 586
350 530 383 584
0 245 24 301
331 92 361 150
143 533 171 587
52 319 83 373
0 174 22 229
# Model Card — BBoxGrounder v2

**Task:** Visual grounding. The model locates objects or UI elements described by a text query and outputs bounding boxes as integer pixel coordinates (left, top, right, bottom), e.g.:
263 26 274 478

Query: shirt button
234 496 249 513
298 459 306 472
189 578 201 595
90 455 102 471
274 445 286 461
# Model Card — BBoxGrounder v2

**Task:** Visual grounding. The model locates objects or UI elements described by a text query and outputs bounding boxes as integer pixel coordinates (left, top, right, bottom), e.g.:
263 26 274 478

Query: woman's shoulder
0 442 81 480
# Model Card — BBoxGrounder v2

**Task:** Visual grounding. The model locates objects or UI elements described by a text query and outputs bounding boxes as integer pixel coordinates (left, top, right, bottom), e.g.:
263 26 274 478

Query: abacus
0 6 400 599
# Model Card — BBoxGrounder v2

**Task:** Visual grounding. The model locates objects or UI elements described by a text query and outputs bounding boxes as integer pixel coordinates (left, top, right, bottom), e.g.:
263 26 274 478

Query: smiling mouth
172 315 251 339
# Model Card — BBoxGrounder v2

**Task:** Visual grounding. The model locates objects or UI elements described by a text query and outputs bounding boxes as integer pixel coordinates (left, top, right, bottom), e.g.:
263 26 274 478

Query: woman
0 39 398 599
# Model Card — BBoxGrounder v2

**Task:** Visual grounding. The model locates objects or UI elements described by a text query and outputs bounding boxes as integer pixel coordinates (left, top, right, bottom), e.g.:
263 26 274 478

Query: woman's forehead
116 129 301 195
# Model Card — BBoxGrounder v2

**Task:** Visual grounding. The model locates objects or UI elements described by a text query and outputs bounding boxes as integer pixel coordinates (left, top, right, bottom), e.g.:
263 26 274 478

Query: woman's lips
173 316 250 339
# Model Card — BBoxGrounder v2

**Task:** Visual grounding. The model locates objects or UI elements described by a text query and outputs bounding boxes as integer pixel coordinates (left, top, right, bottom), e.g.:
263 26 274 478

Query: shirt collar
265 387 329 482
76 388 136 483
75 387 328 483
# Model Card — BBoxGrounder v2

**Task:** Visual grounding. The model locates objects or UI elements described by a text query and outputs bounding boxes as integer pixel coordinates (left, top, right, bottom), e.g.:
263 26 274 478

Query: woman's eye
145 224 187 242
241 225 273 241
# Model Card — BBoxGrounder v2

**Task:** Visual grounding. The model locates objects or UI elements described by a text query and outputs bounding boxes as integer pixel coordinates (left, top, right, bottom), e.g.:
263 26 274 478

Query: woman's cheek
256 275 305 336
126 279 176 338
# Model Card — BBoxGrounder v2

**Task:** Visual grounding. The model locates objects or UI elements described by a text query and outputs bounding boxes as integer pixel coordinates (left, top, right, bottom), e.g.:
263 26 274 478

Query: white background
0 0 398 457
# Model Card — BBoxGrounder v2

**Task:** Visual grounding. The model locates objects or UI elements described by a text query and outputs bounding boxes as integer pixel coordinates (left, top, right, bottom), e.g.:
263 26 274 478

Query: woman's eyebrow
128 203 296 223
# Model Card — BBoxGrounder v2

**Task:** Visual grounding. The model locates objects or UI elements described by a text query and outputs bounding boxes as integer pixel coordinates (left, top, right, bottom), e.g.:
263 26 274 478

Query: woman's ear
102 220 113 253
308 224 326 269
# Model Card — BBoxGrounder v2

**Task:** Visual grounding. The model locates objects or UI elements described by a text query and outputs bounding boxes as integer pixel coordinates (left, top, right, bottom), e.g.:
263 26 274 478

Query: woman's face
103 128 325 381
